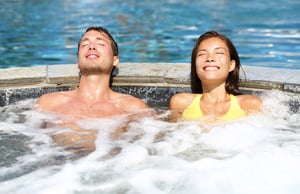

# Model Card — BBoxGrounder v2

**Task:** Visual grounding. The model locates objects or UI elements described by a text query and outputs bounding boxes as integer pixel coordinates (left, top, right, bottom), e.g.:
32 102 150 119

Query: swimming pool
1 0 300 193
0 0 300 69
0 90 299 193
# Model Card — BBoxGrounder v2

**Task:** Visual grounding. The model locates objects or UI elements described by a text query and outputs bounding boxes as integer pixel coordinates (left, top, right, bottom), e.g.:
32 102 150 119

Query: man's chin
79 68 111 76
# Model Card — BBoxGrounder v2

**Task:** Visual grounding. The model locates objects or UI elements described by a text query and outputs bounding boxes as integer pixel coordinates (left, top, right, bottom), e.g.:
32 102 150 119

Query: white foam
0 90 300 194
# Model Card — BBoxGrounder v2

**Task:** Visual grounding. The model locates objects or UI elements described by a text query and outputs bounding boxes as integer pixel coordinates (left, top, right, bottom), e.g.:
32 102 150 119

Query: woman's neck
201 83 229 103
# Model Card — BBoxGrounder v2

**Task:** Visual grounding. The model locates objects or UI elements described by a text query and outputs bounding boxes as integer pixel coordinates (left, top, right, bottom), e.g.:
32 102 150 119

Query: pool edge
0 63 299 106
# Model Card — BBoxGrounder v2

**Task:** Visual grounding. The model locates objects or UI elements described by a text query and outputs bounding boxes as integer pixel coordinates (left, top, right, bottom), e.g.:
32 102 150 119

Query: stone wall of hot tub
0 63 299 107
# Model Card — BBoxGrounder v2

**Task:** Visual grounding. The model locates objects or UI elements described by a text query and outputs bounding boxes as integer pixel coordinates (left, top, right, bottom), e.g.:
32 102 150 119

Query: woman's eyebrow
215 47 226 50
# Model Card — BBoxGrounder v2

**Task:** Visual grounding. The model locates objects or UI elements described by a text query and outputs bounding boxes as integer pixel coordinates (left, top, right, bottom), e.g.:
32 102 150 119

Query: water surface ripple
0 0 299 69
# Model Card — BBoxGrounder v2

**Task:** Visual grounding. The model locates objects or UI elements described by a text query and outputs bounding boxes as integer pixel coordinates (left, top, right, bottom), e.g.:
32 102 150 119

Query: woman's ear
229 60 236 72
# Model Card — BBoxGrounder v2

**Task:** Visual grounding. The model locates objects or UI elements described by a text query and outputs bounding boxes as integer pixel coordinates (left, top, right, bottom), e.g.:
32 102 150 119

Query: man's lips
203 65 220 71
86 54 99 59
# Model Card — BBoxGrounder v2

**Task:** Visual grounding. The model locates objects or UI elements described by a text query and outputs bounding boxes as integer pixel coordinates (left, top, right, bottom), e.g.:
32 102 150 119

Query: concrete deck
0 63 299 106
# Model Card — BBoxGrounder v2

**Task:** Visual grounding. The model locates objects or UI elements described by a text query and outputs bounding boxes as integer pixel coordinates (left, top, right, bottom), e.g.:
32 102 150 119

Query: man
37 26 149 153
37 26 149 117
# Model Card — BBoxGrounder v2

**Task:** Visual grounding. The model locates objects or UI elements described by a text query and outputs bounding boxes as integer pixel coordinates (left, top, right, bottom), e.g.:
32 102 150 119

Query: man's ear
113 56 119 67
229 60 236 72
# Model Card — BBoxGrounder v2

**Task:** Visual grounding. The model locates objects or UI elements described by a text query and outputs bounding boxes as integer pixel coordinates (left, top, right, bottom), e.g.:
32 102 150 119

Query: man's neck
77 74 113 101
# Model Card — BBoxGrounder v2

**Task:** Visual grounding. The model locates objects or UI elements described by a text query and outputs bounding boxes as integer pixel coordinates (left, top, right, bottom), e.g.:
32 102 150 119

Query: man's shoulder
39 90 74 100
116 93 149 110
36 90 74 110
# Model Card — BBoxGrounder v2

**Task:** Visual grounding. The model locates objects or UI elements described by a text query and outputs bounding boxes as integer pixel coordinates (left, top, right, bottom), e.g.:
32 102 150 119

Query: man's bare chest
55 101 126 118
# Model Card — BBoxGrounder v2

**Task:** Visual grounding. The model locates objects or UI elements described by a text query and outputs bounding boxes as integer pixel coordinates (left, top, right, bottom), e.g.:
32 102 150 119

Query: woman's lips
203 65 220 71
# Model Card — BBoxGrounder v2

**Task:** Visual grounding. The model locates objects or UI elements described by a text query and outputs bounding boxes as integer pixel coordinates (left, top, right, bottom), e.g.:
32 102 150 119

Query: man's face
77 30 118 75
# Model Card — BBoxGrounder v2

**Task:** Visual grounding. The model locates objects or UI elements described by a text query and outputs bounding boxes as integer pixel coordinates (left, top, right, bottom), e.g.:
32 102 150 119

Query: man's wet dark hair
77 26 119 56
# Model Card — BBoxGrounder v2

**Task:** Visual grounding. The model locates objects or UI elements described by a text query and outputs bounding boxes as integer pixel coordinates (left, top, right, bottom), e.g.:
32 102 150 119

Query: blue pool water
0 0 300 69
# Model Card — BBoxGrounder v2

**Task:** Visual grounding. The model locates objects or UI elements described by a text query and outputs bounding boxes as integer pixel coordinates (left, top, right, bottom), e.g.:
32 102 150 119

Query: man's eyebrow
96 37 106 41
80 37 107 43
80 37 89 43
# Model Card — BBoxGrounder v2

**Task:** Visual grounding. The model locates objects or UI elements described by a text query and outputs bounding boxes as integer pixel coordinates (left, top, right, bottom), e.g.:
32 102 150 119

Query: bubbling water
0 90 299 194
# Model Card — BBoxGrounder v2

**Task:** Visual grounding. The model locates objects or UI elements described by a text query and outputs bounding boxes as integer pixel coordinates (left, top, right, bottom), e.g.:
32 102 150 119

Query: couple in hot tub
36 26 261 152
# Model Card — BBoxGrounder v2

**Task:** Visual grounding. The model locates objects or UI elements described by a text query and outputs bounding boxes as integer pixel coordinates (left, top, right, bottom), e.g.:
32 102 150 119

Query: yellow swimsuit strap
222 94 246 121
182 94 246 121
182 94 203 121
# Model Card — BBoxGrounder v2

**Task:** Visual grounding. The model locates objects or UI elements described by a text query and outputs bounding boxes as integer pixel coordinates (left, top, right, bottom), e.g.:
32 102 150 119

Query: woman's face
195 37 235 83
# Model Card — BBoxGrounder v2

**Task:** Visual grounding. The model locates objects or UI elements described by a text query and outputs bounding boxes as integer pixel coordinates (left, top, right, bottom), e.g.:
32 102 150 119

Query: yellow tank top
182 94 246 122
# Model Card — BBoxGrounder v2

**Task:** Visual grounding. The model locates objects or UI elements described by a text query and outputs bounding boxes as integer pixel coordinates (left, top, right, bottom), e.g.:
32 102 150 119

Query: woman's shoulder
169 93 198 110
236 94 262 112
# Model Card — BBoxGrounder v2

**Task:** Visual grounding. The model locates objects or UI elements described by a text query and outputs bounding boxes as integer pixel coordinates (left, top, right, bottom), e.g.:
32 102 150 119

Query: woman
169 31 262 122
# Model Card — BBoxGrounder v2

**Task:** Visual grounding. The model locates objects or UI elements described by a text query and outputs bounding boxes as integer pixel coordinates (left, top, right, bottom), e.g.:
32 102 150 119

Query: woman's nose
206 54 215 62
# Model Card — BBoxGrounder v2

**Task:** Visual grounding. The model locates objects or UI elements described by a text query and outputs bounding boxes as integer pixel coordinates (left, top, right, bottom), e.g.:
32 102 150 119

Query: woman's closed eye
197 52 206 57
215 48 226 55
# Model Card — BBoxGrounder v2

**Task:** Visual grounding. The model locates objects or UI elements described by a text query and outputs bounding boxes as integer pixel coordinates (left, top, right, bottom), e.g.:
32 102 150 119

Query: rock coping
0 63 299 106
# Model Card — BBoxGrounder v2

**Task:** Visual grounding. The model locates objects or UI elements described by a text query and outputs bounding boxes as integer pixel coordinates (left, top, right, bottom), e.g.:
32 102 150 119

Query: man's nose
89 43 96 50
